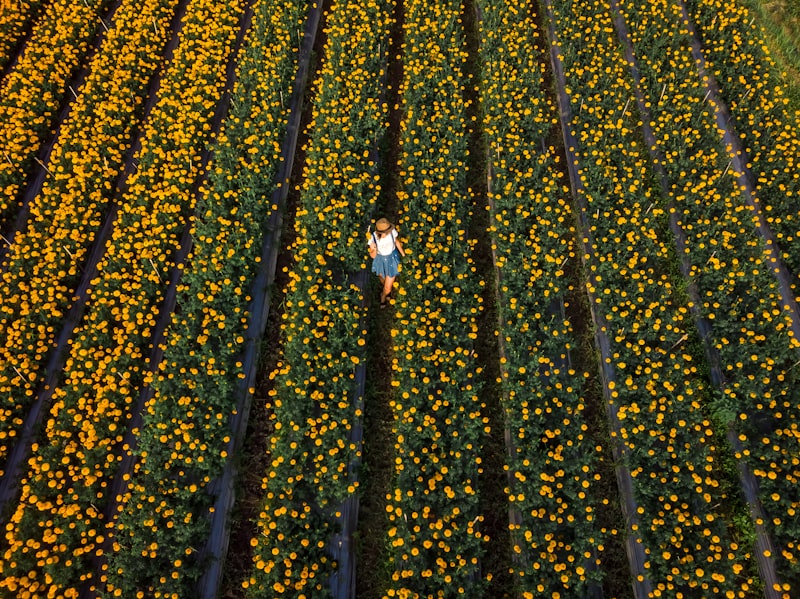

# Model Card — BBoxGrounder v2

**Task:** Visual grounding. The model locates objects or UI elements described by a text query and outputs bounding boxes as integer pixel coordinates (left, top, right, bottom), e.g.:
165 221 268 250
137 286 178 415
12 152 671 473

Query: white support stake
669 333 688 351
721 159 732 180
621 96 631 119
149 258 162 283
12 366 26 382
34 157 52 176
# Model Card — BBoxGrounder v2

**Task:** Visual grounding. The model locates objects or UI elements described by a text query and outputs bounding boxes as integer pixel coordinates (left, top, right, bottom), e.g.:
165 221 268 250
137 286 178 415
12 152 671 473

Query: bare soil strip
354 0 406 594
460 0 514 594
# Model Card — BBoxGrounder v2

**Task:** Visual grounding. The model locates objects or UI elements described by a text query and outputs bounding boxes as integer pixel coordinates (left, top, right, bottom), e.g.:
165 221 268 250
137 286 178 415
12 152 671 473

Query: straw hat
375 217 393 233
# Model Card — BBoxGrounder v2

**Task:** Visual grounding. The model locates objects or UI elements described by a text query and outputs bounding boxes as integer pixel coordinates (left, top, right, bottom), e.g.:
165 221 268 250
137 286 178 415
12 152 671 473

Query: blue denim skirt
372 249 401 278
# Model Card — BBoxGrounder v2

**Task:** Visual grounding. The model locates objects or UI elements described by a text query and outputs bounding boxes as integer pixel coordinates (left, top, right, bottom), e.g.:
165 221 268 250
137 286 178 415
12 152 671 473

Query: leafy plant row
476 0 609 595
0 0 181 477
0 0 114 229
683 0 800 291
0 0 246 596
546 0 754 595
0 0 47 70
241 0 393 596
99 0 308 594
380 0 488 596
617 0 800 592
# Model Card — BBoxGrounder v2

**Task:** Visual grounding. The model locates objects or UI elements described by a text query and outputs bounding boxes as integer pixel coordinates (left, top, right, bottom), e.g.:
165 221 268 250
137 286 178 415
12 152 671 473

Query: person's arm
394 237 406 257
368 233 377 258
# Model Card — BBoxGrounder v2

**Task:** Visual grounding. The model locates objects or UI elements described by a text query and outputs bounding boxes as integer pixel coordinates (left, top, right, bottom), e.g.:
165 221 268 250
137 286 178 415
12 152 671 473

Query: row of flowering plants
0 0 47 69
476 0 608 594
0 0 180 478
547 0 755 594
0 0 246 595
683 0 800 289
0 0 114 228
241 0 393 596
96 0 306 594
618 0 800 591
380 0 488 596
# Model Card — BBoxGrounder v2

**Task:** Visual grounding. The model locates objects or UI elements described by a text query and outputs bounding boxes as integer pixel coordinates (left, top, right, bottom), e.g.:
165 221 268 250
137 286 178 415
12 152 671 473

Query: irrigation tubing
542 1 653 596
484 158 525 552
0 0 192 523
194 2 324 596
0 0 124 267
607 1 783 594
675 0 800 347
327 266 369 599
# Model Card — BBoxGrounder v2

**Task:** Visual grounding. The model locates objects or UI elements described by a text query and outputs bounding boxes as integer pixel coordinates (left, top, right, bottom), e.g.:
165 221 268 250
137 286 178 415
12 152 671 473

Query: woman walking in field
368 217 405 308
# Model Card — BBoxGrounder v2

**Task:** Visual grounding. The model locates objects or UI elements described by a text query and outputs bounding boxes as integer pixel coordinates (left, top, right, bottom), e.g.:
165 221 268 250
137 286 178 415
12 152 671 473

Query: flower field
0 0 246 595
102 0 308 594
683 0 800 288
0 0 115 229
545 0 756 595
0 0 180 479
617 0 800 591
0 0 798 597
0 0 45 70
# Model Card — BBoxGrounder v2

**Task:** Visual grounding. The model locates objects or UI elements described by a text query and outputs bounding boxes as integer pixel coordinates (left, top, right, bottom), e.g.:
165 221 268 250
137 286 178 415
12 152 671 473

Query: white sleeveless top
370 229 397 256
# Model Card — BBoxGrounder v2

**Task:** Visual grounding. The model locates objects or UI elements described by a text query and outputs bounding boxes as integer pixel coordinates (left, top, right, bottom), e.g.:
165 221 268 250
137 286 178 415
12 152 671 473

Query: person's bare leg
381 275 396 304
